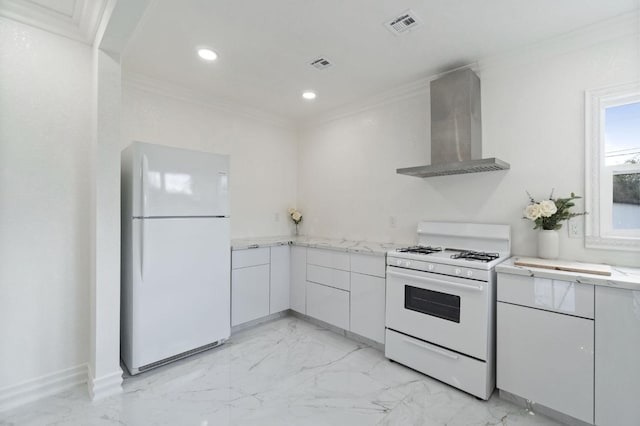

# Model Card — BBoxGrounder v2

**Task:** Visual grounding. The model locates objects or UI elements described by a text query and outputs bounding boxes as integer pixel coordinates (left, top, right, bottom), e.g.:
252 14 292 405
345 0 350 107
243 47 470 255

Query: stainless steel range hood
397 68 509 178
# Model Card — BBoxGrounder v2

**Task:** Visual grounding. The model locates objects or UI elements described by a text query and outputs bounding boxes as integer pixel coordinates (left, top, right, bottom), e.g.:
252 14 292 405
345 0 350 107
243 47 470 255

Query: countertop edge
231 236 404 256
497 257 640 291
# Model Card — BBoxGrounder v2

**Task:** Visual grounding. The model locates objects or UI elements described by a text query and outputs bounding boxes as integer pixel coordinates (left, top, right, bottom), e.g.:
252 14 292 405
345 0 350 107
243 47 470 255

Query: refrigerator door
129 217 230 369
132 142 229 218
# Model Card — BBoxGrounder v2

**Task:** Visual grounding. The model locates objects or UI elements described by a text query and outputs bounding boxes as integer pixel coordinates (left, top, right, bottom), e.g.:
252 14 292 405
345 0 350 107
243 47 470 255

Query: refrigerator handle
141 154 148 218
139 155 148 280
140 219 145 280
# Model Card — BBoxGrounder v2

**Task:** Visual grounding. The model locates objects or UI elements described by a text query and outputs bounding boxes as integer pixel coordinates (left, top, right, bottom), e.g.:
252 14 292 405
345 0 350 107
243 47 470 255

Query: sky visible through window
605 101 640 229
604 101 640 166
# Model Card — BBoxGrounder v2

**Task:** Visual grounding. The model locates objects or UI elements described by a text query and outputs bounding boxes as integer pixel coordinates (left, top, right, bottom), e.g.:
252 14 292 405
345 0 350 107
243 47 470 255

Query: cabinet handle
404 338 459 360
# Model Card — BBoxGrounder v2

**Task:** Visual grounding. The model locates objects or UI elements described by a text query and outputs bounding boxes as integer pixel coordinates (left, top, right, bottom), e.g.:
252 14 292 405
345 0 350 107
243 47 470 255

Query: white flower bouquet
523 190 586 230
287 207 302 225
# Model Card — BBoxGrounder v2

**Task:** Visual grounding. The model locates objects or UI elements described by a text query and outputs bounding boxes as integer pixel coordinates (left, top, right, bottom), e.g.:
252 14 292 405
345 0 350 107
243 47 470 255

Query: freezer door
129 217 230 369
132 142 229 217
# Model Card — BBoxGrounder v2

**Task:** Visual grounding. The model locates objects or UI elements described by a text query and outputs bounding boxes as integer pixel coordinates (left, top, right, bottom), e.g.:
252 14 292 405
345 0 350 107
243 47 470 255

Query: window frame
585 82 640 251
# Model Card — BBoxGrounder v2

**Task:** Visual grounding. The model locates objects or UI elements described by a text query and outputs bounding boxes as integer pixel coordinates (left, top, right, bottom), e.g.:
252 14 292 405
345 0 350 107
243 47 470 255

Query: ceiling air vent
310 56 333 70
384 10 421 35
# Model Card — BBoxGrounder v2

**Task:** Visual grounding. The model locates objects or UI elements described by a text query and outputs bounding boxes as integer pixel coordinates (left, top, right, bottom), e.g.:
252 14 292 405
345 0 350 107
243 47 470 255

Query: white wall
298 17 640 267
121 83 299 238
0 18 92 388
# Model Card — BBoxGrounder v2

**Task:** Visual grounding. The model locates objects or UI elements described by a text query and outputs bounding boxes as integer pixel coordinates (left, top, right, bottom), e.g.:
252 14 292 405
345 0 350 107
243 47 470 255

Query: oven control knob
404 260 411 268
466 270 473 277
454 268 461 275
396 259 403 266
428 264 435 271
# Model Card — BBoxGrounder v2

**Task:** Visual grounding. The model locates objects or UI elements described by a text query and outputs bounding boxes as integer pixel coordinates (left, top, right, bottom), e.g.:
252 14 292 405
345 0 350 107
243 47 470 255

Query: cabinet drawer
350 253 385 278
497 302 594 423
306 282 349 330
232 247 270 269
497 273 594 318
307 248 350 271
307 264 350 291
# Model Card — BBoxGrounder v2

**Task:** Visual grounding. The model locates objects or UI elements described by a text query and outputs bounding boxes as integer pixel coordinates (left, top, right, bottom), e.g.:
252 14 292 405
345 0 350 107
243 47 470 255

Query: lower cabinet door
497 302 594 424
290 246 306 314
269 245 290 314
231 264 270 326
595 286 640 426
350 272 385 343
306 281 349 330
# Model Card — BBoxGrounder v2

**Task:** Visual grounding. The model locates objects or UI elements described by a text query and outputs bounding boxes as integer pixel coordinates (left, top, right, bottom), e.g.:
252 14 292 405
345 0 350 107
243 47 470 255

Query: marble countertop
497 256 640 291
231 235 406 256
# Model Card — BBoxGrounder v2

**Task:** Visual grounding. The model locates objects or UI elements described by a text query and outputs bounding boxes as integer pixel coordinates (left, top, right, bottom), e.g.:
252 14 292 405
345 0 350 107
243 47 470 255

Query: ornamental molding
0 0 108 45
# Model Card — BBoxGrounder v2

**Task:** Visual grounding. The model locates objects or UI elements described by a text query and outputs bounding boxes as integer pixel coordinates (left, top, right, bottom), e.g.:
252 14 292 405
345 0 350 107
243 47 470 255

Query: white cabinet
231 261 270 326
497 272 595 424
306 281 350 330
305 249 386 342
349 253 386 344
232 245 293 326
350 272 385 343
232 244 387 344
595 286 640 426
305 248 351 330
290 245 307 314
497 302 594 423
269 245 290 314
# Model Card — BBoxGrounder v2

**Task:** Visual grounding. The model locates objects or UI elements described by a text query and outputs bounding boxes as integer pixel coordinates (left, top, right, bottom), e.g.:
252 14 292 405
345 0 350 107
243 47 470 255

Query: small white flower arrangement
287 207 302 225
523 190 586 230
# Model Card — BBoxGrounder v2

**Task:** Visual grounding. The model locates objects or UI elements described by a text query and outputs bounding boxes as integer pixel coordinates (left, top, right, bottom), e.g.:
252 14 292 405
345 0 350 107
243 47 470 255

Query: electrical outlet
568 217 584 238
389 216 397 228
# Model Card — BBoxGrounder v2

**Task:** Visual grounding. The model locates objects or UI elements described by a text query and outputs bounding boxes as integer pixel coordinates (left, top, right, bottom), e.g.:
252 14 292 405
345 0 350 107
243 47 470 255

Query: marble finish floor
0 317 560 425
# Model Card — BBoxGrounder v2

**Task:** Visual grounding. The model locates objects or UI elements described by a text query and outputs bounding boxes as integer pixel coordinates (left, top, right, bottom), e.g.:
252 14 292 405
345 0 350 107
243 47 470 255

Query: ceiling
122 0 639 121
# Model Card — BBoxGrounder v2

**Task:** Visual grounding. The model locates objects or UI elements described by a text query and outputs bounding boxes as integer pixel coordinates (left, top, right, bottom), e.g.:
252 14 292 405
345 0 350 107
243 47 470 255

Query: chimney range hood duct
397 68 509 178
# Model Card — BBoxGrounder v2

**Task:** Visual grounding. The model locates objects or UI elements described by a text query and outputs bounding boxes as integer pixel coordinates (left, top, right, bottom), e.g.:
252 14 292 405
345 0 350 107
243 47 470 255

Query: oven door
386 265 491 361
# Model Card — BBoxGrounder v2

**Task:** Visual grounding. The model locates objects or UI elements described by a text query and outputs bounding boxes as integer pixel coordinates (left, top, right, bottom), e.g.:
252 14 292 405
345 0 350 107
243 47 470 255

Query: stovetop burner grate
449 250 499 263
396 245 443 255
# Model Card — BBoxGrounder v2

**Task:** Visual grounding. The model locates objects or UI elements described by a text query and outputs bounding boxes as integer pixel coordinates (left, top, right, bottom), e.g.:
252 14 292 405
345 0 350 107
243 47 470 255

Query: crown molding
122 71 295 129
301 10 639 130
478 10 640 72
299 78 429 129
0 0 108 45
299 63 482 129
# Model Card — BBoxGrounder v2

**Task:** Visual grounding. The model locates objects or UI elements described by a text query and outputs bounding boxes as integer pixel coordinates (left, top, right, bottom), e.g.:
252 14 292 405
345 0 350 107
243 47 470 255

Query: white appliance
121 142 231 375
385 221 510 400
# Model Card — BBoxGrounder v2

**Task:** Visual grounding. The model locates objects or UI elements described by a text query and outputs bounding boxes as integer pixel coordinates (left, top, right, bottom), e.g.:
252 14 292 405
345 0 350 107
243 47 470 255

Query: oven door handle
387 269 484 292
404 338 460 360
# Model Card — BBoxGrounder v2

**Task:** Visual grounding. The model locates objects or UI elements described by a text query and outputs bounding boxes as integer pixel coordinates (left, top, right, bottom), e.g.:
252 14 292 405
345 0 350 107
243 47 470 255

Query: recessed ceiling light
302 91 316 100
197 48 218 61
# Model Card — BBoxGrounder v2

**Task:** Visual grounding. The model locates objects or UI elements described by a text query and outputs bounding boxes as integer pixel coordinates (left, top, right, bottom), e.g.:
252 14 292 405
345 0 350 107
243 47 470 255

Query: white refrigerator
121 142 231 375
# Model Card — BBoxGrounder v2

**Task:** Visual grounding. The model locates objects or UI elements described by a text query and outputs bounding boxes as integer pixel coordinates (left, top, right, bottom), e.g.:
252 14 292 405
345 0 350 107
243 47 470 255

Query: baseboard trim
87 368 123 401
498 389 592 426
231 310 289 334
288 310 385 352
0 364 88 412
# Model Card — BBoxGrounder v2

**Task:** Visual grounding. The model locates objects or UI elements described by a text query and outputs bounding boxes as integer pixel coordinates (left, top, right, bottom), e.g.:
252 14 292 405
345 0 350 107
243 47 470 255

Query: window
585 83 640 251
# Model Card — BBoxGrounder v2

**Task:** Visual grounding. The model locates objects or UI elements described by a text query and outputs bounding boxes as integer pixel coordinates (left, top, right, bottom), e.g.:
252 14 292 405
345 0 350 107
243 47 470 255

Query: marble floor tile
0 317 560 426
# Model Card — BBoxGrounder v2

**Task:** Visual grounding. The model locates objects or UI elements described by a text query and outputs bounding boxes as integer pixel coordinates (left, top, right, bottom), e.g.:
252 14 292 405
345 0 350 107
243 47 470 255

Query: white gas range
385 221 511 400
